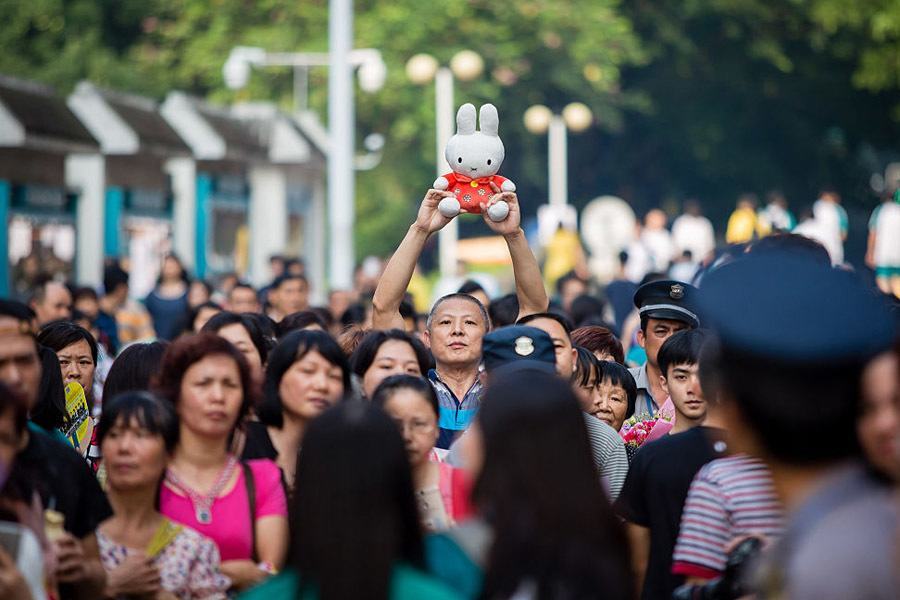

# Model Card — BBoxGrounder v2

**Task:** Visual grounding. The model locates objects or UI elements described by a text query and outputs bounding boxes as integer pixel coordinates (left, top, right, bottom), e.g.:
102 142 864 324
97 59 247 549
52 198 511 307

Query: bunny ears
456 103 500 137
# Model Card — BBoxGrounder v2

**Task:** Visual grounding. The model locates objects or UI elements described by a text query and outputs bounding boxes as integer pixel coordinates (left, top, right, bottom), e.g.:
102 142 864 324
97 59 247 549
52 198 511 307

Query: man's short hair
229 282 256 297
556 270 587 296
517 311 574 338
103 264 130 295
657 328 711 378
426 293 490 331
488 293 519 329
272 273 308 290
0 300 36 324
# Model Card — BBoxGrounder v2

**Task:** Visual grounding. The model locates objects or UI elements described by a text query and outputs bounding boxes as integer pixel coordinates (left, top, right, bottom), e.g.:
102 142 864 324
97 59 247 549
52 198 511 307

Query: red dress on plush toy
441 173 512 214
434 103 516 223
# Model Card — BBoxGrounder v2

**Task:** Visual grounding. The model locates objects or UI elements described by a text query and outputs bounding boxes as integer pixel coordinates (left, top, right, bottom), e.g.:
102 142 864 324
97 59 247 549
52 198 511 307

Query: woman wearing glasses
372 375 472 532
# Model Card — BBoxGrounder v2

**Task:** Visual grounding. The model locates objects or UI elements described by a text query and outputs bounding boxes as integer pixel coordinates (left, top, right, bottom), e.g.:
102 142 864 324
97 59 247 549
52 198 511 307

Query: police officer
699 252 896 599
629 280 700 419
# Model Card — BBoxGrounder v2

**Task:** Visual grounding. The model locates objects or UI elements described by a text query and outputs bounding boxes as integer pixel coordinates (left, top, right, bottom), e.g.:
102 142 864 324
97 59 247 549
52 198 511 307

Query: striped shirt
429 369 483 450
672 454 783 579
583 414 629 501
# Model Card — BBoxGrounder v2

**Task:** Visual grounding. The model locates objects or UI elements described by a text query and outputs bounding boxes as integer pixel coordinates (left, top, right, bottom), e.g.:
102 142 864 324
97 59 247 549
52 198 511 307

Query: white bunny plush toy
434 103 517 222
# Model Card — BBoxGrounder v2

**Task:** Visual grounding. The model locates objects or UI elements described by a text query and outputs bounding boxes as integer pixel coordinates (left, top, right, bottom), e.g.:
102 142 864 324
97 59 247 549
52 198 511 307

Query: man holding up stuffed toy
373 185 548 448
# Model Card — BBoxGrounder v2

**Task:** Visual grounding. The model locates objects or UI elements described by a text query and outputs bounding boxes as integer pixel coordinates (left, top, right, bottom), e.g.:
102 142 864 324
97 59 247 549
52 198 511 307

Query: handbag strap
241 461 258 563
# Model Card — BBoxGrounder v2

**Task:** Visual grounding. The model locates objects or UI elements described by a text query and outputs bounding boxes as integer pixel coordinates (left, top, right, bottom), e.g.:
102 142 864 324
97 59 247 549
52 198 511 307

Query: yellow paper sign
61 382 93 456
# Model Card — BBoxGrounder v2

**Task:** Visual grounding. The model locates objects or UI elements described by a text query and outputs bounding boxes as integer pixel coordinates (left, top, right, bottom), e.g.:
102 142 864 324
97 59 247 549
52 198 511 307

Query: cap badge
670 284 685 300
514 336 535 356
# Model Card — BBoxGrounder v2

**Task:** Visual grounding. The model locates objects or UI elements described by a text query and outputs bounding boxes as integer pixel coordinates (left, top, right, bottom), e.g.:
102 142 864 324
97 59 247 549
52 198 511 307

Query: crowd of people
0 184 898 600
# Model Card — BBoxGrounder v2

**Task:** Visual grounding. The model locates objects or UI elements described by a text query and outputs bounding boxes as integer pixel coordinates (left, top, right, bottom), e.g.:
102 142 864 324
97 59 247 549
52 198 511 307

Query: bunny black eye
457 157 462 164
487 159 492 166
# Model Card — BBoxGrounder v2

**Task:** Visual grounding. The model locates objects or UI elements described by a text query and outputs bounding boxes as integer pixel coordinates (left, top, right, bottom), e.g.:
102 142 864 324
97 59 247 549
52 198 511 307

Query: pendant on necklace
196 506 212 524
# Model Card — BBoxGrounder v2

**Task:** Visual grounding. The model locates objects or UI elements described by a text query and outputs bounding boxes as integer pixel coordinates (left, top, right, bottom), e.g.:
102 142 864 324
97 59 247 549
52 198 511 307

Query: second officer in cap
629 280 700 419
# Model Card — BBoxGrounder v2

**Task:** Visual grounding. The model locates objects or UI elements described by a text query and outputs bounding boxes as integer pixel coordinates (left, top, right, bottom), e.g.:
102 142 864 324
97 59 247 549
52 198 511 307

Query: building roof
0 75 98 152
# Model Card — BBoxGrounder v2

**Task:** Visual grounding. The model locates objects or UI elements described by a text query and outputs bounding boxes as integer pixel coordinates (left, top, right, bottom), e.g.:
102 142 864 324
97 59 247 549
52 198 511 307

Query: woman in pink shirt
153 333 288 592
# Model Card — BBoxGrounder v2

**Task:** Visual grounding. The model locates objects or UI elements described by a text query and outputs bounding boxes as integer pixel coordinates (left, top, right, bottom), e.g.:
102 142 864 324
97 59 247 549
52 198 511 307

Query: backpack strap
241 461 258 563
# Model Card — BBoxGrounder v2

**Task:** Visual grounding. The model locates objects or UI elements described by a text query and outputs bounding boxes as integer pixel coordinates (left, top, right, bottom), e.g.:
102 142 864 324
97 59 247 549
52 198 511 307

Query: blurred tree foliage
0 0 897 261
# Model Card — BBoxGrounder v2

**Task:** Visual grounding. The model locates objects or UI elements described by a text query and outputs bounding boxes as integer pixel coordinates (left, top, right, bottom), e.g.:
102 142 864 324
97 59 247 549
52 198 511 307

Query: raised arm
481 185 549 319
372 189 456 330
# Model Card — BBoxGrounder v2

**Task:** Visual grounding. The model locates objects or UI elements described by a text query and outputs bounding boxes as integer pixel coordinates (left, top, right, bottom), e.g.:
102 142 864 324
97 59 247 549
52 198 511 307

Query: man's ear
570 347 578 373
636 328 646 350
659 373 669 395
423 328 432 349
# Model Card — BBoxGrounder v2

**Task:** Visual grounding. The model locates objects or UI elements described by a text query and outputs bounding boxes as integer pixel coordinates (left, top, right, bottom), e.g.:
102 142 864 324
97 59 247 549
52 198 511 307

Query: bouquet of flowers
619 398 676 460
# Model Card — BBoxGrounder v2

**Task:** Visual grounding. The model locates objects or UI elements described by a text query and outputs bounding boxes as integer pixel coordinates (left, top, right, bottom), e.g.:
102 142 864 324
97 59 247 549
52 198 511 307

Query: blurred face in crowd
217 323 264 384
638 318 690 369
56 339 95 398
188 281 211 308
425 297 486 368
102 417 168 492
272 278 310 317
559 278 587 313
329 290 352 324
178 355 243 440
362 340 422 398
525 317 575 377
278 351 344 421
74 295 99 320
590 380 630 432
662 362 706 423
161 256 184 282
228 286 260 314
32 282 72 325
192 306 221 333
0 318 41 409
858 352 900 480
382 388 439 468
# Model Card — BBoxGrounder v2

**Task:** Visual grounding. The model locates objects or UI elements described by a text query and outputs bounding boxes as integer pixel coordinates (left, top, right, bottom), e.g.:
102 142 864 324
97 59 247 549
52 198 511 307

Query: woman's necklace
165 455 238 525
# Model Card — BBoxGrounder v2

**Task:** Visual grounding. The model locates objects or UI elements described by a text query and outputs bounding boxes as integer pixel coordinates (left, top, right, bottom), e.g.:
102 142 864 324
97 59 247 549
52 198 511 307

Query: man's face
273 279 309 316
229 287 260 314
560 279 587 312
637 318 690 368
424 298 486 367
526 317 574 378
0 317 41 410
32 282 72 325
661 362 706 422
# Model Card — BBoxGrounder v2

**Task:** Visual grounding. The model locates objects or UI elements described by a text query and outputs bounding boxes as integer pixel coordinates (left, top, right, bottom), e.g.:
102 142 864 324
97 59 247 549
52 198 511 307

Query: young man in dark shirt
0 300 111 598
615 329 725 600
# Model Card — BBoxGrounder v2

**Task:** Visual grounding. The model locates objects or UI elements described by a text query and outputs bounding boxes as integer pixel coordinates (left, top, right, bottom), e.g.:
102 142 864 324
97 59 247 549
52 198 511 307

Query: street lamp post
406 51 484 278
523 102 593 206
224 38 387 290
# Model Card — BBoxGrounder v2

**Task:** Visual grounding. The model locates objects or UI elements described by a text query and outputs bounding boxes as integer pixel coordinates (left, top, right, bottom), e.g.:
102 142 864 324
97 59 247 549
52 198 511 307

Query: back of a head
700 253 895 465
293 401 422 599
103 264 130 295
569 294 606 328
475 372 631 600
32 345 66 431
750 233 831 267
104 342 169 401
488 293 519 329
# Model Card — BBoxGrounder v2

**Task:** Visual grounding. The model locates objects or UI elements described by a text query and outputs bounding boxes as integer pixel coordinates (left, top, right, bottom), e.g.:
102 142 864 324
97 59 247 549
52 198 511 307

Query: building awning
160 92 269 164
0 75 98 154
67 81 190 157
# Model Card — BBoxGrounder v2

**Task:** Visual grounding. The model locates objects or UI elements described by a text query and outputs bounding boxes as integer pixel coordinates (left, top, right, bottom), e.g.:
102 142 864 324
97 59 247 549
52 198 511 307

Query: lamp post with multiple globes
523 102 594 206
406 50 485 277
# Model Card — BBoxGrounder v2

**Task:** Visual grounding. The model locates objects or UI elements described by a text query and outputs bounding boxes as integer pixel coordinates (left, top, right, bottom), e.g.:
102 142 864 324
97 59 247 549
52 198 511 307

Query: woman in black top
241 330 350 490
